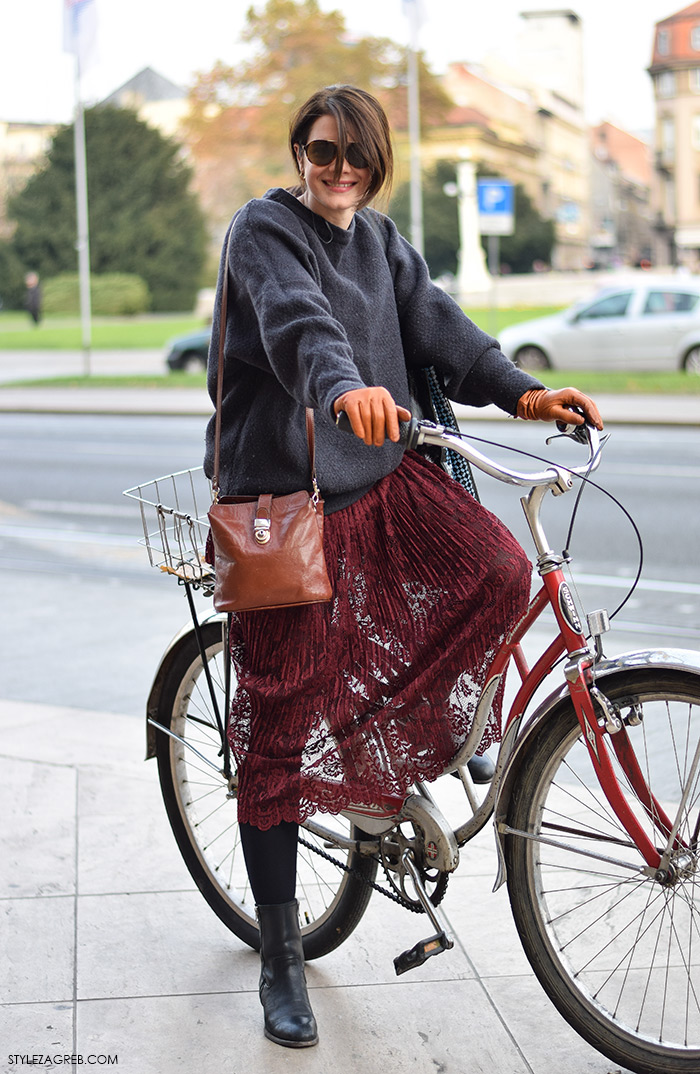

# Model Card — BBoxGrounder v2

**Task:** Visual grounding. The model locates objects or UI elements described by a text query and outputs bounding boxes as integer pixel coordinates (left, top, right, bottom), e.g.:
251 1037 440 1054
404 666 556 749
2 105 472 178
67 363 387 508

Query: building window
692 25 700 50
657 71 676 97
658 29 671 55
693 115 700 150
661 117 676 161
691 68 700 93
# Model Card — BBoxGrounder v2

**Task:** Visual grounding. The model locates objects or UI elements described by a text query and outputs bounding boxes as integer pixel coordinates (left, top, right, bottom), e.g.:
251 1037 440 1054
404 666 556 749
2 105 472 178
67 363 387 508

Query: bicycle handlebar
335 412 602 491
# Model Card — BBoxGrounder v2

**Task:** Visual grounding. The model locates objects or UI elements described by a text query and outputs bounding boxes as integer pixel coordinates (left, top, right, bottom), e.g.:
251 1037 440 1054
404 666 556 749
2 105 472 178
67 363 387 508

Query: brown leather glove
333 387 412 446
516 388 603 430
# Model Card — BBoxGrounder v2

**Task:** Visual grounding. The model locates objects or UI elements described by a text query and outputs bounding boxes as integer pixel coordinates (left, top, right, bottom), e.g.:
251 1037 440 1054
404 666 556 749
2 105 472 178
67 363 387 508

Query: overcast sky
1 0 679 134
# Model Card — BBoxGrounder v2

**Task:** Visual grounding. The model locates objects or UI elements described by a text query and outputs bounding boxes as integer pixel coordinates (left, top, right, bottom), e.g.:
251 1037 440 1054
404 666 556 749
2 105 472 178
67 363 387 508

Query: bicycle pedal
393 931 454 976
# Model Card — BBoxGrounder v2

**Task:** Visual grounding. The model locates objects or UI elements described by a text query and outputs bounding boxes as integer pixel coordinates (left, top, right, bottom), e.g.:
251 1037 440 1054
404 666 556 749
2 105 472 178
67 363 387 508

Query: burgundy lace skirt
228 450 531 829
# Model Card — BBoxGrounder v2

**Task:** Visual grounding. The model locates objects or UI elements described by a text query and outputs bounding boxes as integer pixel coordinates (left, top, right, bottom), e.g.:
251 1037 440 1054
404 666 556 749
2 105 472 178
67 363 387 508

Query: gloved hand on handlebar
333 387 412 446
516 387 603 430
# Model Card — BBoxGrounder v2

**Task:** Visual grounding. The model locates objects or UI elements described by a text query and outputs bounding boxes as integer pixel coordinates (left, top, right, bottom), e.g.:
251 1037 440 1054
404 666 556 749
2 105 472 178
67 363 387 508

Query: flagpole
72 51 92 375
406 1 423 256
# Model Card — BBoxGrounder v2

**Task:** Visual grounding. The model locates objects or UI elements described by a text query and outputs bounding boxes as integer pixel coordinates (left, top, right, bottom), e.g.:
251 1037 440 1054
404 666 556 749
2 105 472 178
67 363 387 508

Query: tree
184 0 452 230
389 160 459 278
8 106 207 311
389 162 556 278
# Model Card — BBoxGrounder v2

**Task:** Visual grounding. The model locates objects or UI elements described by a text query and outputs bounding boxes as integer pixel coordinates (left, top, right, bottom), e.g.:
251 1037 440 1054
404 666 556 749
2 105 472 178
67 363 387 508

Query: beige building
101 67 190 140
0 120 56 239
434 10 591 270
649 0 700 268
590 122 654 267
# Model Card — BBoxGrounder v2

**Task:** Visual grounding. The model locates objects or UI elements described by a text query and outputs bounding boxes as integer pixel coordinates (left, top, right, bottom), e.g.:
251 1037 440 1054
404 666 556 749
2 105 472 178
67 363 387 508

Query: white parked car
498 277 700 373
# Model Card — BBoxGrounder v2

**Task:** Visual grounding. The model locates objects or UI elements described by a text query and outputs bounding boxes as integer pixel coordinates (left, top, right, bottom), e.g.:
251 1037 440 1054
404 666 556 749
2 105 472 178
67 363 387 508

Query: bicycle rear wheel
505 668 700 1074
153 618 377 959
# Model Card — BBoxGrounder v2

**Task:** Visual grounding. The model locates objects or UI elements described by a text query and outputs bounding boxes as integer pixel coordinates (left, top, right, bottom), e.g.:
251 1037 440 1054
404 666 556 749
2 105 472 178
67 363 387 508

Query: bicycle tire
505 668 700 1074
154 619 377 959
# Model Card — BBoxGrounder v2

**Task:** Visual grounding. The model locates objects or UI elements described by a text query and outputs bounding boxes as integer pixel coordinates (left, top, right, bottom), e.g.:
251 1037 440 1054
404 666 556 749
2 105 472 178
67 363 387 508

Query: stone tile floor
1 698 632 1074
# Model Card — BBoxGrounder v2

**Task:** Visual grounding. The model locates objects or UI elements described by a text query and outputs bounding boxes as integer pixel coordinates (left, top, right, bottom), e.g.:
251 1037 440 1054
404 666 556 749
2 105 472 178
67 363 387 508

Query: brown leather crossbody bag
207 227 332 613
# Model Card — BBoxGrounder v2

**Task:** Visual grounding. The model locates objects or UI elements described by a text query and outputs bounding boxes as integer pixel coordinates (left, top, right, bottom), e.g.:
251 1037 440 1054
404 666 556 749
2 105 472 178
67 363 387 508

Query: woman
204 84 602 1049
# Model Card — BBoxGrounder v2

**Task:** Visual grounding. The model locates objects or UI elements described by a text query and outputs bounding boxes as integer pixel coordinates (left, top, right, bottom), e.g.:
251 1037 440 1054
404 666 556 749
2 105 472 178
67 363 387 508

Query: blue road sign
477 179 515 236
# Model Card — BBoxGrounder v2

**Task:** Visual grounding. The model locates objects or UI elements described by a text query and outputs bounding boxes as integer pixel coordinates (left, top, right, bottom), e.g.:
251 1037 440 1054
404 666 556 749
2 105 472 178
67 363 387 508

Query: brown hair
289 85 393 209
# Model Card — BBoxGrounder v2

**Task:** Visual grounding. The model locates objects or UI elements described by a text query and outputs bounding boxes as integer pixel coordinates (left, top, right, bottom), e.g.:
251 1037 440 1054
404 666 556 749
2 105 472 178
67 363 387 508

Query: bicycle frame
142 418 700 892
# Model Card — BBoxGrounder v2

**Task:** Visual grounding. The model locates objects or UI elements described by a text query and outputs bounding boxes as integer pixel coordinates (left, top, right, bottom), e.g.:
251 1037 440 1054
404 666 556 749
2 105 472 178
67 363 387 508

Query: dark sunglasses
302 139 370 169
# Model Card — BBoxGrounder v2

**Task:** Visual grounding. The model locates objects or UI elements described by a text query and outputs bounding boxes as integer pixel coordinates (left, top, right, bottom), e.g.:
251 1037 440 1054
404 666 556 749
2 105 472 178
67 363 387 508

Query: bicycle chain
297 833 448 914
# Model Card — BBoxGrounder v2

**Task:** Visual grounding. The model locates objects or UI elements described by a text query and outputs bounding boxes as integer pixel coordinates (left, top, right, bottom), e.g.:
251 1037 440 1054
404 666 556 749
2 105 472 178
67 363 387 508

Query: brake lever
549 405 590 445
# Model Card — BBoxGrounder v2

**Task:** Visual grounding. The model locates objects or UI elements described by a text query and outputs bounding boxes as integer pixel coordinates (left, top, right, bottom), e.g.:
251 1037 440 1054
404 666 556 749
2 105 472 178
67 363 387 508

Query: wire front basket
123 467 215 592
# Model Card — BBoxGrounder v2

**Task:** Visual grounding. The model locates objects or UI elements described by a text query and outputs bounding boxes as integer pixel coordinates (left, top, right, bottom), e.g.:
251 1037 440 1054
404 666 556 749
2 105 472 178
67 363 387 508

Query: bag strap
211 222 318 501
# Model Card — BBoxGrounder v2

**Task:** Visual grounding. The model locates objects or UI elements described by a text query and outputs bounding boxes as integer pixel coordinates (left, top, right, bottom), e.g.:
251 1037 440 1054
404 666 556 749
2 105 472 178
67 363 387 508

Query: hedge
42 273 151 315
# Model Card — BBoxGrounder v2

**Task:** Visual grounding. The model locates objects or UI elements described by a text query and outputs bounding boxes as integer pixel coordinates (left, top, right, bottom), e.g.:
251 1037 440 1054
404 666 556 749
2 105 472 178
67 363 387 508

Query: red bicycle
126 414 700 1074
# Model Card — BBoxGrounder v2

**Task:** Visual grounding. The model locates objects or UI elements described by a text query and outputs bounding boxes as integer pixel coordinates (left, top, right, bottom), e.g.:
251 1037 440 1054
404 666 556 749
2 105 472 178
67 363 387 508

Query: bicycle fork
567 652 698 876
521 482 689 877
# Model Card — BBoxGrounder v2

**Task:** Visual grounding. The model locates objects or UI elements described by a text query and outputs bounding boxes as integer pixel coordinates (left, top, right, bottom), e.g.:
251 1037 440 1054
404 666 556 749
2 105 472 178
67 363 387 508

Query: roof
650 1 700 67
591 122 652 188
102 67 186 107
658 1 700 21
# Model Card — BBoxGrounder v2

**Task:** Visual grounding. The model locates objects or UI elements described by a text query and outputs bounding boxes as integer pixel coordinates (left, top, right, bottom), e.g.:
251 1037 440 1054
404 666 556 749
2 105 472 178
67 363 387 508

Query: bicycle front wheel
153 618 377 959
505 668 700 1074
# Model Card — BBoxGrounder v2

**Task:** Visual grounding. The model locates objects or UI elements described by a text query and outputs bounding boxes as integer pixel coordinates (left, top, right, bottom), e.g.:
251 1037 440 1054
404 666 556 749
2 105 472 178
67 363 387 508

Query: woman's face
295 114 371 230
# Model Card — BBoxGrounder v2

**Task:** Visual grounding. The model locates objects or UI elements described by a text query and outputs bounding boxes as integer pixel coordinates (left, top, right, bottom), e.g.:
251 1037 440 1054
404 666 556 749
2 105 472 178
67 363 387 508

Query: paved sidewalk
0 695 635 1074
0 383 698 424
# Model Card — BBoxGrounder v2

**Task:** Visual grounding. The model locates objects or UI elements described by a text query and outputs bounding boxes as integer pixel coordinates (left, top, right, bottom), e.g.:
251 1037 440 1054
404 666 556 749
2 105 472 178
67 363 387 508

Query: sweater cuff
323 377 368 423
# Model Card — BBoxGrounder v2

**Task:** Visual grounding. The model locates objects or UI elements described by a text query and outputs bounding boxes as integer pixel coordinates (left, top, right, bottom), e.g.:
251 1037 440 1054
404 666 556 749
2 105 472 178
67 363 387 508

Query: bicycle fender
491 646 700 890
145 610 227 760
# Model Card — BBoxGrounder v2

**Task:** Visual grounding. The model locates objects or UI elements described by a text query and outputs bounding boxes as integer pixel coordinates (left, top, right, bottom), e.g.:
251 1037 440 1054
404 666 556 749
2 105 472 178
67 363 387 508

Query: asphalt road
0 413 698 717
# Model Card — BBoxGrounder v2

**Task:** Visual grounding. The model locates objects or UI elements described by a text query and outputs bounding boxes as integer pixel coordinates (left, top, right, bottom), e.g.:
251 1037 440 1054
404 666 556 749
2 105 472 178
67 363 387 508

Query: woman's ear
294 144 304 175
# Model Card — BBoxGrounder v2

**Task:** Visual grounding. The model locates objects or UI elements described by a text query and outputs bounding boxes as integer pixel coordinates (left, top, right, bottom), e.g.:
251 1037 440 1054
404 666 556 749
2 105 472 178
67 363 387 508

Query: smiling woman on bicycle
204 83 602 1049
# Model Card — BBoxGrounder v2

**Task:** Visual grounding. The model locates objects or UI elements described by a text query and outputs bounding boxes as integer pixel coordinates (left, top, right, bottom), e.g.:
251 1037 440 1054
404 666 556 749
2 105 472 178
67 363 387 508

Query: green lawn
0 312 204 349
0 307 559 349
466 306 563 332
2 307 699 395
538 370 700 394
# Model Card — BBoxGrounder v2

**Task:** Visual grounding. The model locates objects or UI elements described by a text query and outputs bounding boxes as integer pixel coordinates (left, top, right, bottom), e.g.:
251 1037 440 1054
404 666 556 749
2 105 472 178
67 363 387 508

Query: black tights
239 820 299 905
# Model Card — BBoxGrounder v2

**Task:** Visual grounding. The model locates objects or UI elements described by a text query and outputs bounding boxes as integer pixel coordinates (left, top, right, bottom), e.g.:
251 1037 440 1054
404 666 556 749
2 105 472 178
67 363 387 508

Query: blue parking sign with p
478 179 515 236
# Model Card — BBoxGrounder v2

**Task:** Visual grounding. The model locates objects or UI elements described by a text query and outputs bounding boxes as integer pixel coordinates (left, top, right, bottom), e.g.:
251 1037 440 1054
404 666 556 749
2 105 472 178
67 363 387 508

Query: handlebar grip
335 410 419 448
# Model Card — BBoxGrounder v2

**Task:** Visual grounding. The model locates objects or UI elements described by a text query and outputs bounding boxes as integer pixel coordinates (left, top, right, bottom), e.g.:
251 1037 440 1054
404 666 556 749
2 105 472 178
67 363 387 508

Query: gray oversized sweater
204 187 542 513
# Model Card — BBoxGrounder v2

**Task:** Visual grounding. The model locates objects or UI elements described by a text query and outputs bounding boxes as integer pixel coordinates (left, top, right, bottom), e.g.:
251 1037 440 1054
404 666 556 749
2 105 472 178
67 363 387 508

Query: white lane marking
23 499 138 518
602 464 700 479
0 523 136 547
575 572 700 596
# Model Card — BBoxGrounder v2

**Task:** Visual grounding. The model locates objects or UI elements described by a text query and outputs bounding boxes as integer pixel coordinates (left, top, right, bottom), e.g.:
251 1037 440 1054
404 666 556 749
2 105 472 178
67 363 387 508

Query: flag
63 0 97 71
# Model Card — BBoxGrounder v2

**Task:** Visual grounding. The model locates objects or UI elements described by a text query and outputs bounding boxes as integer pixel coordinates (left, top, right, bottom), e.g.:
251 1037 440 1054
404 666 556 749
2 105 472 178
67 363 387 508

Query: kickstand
393 850 454 976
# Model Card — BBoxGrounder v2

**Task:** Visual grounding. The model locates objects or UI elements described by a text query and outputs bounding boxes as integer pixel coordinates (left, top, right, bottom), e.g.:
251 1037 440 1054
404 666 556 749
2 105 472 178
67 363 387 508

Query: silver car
498 277 700 373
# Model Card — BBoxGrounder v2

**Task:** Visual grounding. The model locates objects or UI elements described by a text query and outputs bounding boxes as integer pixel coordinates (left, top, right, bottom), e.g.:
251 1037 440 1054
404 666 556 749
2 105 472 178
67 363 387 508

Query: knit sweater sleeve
217 201 367 416
381 216 543 414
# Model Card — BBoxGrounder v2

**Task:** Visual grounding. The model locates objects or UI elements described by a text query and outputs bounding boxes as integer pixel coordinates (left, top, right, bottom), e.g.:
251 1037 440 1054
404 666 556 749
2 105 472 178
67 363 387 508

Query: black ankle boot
451 755 496 784
257 900 318 1048
467 754 495 784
